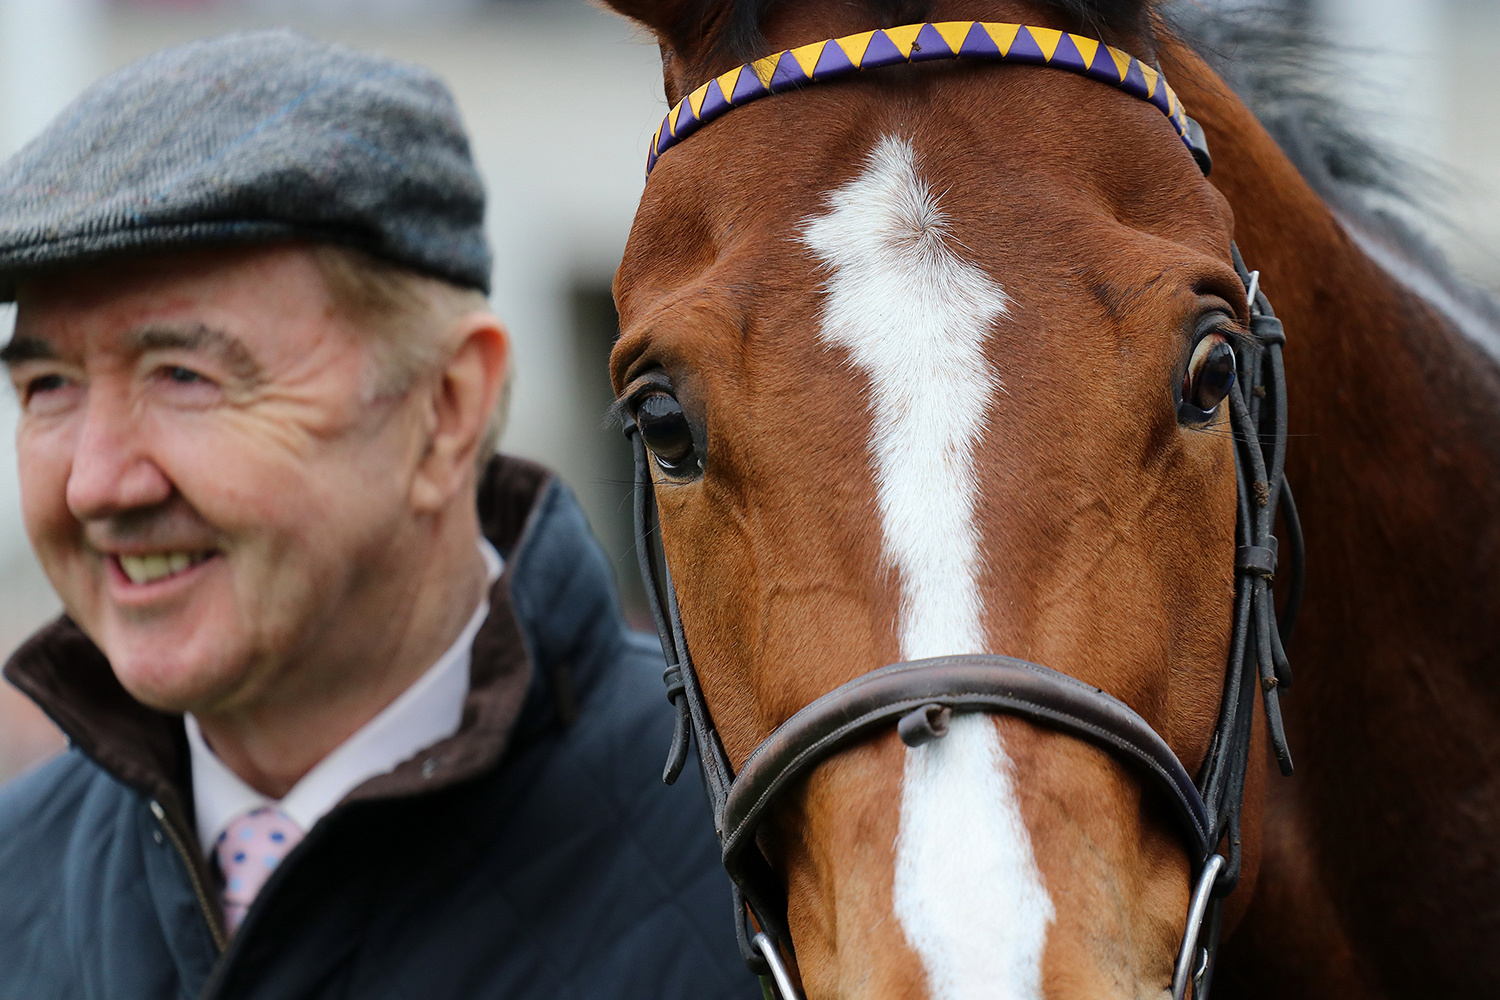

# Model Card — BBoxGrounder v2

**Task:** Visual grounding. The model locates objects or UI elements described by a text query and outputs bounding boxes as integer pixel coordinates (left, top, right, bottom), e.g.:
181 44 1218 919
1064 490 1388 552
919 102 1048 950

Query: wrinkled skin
5 244 508 795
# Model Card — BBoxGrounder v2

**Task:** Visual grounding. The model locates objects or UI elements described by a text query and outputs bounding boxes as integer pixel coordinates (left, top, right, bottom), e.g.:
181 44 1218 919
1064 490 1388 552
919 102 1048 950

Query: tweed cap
0 29 491 300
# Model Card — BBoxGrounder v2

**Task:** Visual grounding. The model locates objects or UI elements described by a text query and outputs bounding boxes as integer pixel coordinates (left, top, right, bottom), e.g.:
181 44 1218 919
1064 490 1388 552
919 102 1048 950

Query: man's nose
65 386 173 521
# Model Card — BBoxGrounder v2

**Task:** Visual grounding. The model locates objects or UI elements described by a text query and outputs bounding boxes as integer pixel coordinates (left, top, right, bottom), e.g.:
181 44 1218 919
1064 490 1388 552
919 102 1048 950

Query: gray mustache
83 500 220 553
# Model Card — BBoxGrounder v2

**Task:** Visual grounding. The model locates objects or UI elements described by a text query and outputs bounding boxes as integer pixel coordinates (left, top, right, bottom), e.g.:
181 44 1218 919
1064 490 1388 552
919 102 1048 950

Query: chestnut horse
602 1 1500 997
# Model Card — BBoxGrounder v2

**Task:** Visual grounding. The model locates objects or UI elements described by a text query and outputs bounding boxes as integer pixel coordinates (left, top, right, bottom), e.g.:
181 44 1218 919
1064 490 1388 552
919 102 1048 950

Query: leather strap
721 655 1213 891
1235 539 1278 578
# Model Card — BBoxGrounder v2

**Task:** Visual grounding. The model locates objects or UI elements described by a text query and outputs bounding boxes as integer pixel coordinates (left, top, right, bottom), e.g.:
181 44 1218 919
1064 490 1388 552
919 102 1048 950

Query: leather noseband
721 654 1215 883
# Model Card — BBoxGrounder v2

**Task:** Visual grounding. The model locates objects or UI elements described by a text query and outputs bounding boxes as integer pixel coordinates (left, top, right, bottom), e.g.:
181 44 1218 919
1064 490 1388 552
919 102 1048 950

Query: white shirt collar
186 538 503 857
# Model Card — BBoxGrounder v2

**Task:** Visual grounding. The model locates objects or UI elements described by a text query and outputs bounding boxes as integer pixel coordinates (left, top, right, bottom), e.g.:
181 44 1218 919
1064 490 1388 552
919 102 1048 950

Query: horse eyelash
604 394 634 431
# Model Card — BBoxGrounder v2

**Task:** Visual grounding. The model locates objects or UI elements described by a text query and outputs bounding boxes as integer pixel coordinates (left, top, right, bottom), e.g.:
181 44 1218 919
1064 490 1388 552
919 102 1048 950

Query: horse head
605 2 1288 997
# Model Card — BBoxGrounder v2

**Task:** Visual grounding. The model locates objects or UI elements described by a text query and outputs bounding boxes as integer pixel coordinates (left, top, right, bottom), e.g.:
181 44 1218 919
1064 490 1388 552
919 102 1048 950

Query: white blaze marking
802 135 1055 999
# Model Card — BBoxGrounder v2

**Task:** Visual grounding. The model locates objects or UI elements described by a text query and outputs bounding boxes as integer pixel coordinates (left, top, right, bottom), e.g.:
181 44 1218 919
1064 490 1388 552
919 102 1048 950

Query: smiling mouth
115 551 217 585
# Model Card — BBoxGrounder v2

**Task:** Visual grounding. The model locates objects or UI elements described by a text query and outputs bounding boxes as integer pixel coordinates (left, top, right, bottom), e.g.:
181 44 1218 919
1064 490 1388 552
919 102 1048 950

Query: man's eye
165 366 203 384
26 374 69 397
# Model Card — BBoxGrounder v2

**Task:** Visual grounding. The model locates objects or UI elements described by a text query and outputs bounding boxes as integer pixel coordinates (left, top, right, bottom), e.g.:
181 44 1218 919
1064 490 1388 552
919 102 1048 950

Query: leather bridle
621 27 1304 1000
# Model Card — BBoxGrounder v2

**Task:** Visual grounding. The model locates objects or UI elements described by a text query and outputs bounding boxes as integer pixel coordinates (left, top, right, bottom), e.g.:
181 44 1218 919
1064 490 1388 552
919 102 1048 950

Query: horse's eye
636 392 698 474
1182 333 1236 416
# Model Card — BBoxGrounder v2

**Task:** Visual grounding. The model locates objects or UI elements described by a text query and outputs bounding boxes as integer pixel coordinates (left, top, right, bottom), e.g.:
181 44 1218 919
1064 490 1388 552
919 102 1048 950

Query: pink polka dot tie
215 806 304 935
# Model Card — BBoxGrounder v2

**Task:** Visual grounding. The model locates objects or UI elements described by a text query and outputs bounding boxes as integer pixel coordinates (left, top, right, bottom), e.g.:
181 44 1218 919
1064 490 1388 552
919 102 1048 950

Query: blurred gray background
1 0 1497 780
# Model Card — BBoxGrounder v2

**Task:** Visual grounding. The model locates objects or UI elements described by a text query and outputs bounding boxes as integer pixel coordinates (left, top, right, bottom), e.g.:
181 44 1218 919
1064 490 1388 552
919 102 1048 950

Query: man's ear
410 313 509 514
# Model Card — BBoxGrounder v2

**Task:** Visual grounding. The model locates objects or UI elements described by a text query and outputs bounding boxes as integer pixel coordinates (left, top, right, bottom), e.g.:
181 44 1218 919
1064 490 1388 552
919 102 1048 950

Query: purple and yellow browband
646 21 1200 176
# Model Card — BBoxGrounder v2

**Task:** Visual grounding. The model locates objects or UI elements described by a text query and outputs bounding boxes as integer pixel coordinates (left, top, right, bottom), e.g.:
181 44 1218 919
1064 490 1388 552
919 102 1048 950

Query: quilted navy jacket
0 457 757 1000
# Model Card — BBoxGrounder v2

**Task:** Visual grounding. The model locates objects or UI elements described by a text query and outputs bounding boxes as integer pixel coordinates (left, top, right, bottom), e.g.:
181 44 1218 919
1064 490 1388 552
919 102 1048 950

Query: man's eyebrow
129 323 261 381
0 335 58 366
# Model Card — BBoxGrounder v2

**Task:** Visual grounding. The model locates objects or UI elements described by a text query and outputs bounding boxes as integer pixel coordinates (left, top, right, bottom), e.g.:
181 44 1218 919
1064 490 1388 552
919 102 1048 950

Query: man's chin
94 627 251 715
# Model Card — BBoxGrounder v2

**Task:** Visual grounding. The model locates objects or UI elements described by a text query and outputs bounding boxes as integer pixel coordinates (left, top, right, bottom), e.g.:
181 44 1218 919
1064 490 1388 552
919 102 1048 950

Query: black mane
1166 0 1500 338
1165 2 1418 216
1047 0 1152 37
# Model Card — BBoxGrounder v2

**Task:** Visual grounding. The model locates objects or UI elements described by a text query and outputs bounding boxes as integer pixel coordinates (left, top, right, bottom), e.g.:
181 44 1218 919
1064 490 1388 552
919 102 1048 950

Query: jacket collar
1 456 620 836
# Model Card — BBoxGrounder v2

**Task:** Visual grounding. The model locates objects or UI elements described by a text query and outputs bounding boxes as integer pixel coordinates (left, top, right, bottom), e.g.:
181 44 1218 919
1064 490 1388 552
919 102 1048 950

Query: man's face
5 245 430 713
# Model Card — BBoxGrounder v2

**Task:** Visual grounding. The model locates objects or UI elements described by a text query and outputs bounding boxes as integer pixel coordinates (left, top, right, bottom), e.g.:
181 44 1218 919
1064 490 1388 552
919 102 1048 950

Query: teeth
118 551 208 585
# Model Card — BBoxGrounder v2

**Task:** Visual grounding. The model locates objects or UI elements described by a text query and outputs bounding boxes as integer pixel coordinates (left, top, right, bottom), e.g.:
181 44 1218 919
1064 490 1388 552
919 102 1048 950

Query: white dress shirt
186 538 503 857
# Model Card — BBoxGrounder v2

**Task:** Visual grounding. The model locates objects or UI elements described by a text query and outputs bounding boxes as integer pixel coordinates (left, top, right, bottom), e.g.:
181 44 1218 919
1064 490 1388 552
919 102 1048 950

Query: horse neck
1166 40 1500 996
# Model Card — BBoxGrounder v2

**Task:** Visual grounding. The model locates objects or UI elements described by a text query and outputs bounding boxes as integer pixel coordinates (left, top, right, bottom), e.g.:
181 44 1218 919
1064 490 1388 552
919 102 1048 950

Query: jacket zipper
150 799 228 954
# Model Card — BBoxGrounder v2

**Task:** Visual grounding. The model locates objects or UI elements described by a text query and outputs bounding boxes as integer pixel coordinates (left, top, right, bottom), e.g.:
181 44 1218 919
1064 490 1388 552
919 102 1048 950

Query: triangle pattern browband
645 21 1201 175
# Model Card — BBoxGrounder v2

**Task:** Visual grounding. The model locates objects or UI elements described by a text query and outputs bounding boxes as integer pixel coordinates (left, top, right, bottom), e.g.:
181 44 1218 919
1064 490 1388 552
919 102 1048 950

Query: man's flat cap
0 29 491 299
